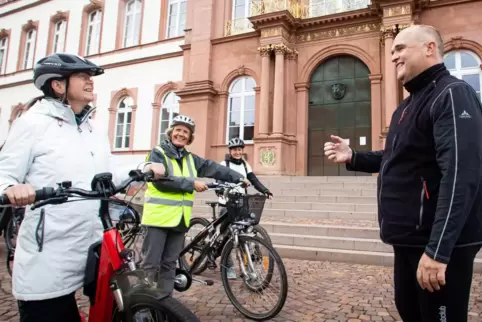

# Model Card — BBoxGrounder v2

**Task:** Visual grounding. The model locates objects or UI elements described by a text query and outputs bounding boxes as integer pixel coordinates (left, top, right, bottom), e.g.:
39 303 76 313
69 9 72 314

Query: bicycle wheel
180 217 210 275
220 235 288 321
253 224 272 245
112 292 200 322
6 249 14 277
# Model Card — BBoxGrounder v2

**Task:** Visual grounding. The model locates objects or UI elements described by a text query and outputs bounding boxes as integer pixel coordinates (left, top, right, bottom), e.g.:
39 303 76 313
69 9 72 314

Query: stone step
193 200 378 212
255 176 378 183
273 245 482 273
262 222 380 239
195 194 377 204
192 207 377 221
262 182 378 190
271 233 390 252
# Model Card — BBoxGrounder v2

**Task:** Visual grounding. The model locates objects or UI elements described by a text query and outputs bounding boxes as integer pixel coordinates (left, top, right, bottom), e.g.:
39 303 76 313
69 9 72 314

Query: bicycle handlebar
0 170 170 209
206 181 246 194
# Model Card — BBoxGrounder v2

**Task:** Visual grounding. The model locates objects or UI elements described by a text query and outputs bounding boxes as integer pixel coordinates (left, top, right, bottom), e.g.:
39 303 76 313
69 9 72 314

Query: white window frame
226 76 256 144
123 0 142 48
85 10 102 56
114 97 134 150
309 0 369 17
158 91 180 143
166 0 187 39
444 50 482 102
22 29 36 70
52 20 67 53
232 0 250 19
0 37 8 74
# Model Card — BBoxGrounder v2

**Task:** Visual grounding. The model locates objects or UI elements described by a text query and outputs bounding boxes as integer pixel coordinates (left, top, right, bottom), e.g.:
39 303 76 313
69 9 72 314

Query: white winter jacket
0 98 129 301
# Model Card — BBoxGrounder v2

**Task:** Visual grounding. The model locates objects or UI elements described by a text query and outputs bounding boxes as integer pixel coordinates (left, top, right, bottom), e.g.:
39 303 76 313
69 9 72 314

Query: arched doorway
307 55 371 176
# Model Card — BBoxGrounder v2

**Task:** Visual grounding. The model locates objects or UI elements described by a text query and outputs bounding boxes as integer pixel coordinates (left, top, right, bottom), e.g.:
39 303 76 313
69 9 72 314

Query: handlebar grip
0 187 56 206
206 183 218 189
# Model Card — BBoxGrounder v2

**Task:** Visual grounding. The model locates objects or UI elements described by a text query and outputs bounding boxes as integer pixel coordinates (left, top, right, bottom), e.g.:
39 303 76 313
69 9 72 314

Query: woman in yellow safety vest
141 114 249 295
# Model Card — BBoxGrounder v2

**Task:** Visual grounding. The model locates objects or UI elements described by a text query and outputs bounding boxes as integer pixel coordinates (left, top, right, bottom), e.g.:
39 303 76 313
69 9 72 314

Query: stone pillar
258 45 272 136
382 28 398 130
217 91 229 144
272 44 286 135
369 74 383 151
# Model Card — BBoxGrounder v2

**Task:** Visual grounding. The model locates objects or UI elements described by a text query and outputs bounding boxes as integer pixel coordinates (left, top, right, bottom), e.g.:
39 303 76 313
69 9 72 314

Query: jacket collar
160 139 190 160
30 97 96 125
403 63 450 94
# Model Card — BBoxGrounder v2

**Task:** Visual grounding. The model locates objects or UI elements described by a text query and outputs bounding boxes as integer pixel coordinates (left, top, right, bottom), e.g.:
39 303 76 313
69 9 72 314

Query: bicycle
0 170 199 322
174 181 288 321
181 187 272 275
3 198 139 278
0 205 24 276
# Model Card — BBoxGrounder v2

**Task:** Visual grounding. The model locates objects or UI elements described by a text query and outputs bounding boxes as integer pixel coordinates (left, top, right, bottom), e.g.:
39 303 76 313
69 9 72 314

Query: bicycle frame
179 211 229 274
85 198 129 322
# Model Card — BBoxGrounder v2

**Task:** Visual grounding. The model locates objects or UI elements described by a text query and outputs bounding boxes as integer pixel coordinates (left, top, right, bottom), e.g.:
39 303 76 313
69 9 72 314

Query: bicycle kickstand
192 277 214 286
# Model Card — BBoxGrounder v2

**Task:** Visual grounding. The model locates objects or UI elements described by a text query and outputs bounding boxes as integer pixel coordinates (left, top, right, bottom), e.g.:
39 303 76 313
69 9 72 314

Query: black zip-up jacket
347 63 482 264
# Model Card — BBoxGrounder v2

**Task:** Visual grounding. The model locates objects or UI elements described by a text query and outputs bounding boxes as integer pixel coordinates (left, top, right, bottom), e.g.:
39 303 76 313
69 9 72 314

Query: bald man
324 24 482 321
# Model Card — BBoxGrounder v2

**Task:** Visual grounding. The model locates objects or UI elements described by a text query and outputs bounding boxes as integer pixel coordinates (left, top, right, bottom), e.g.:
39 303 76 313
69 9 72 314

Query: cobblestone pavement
1 242 482 321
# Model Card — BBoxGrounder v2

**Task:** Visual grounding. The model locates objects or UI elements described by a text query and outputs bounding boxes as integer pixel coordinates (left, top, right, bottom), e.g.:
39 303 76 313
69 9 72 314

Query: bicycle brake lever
31 196 69 210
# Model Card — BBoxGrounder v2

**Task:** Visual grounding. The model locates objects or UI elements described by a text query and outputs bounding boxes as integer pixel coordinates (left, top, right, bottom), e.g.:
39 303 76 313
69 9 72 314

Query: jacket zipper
418 177 430 228
379 133 399 239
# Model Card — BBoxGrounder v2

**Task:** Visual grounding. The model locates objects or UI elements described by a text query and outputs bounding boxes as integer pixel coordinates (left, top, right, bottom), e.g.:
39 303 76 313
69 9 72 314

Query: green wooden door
308 55 372 176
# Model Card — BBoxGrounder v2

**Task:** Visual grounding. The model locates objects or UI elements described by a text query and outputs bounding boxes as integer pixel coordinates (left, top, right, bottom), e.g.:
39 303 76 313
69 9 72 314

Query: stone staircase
191 175 482 272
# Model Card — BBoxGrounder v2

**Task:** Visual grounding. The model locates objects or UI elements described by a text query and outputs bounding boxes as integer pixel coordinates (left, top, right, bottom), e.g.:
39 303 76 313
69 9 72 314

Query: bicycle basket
226 194 267 225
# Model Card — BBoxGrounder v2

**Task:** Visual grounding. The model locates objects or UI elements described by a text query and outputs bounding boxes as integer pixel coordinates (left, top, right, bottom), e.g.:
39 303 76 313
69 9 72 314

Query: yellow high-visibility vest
141 146 197 228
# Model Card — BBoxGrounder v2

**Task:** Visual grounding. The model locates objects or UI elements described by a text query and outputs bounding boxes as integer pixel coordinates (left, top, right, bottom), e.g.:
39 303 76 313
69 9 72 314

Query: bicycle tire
4 216 16 252
220 235 288 321
6 249 13 277
112 292 200 322
180 217 210 275
253 224 272 245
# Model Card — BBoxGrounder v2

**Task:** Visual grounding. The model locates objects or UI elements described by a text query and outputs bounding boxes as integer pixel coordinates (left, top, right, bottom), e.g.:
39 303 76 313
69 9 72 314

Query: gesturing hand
323 135 353 164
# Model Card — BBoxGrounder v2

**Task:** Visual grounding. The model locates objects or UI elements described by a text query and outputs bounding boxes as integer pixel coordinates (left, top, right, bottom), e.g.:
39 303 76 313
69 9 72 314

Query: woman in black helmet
0 53 165 322
218 137 273 279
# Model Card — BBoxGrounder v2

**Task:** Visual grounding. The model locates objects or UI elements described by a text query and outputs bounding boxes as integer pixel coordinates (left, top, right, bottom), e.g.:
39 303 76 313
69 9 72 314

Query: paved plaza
0 242 481 321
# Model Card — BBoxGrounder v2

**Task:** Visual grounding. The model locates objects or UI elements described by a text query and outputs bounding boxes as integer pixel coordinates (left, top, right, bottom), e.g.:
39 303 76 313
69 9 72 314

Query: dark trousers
393 245 480 322
141 226 185 295
18 292 81 322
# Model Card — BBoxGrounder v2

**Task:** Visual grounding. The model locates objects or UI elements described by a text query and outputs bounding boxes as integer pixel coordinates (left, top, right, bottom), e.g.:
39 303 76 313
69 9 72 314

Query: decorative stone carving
237 65 246 75
0 28 9 39
261 27 282 38
260 147 276 166
383 5 411 17
84 0 103 13
51 10 68 23
257 45 273 57
297 23 379 42
273 43 289 55
22 20 37 32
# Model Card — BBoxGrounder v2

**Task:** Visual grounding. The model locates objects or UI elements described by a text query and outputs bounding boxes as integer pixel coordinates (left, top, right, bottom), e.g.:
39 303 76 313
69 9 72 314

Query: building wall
1 0 482 177
0 0 185 169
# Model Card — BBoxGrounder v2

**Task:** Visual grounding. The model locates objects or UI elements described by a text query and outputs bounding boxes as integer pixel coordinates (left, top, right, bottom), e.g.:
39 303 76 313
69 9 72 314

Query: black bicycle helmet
33 53 104 91
228 137 245 149
170 115 195 133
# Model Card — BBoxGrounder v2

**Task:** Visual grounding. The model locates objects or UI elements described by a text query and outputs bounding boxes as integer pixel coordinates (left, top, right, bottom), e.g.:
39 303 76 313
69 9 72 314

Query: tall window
22 29 36 70
444 50 482 102
123 0 142 47
159 92 180 143
226 76 256 142
309 0 369 17
230 0 252 34
52 20 67 53
0 37 7 74
86 10 102 55
166 0 186 38
114 97 134 149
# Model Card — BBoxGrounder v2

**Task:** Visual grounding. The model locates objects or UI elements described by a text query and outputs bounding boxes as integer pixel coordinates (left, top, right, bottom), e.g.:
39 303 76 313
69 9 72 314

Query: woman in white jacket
0 53 164 322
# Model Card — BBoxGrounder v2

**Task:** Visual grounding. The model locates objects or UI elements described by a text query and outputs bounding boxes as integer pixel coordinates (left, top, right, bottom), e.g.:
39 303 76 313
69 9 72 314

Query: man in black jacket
324 24 482 321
